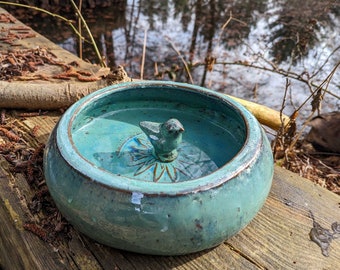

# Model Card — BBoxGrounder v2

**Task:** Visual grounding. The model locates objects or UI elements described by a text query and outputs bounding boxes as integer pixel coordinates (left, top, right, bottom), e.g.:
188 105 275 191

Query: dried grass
276 144 340 195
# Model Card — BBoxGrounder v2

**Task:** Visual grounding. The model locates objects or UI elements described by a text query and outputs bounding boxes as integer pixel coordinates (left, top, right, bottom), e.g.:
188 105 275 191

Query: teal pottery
43 81 274 255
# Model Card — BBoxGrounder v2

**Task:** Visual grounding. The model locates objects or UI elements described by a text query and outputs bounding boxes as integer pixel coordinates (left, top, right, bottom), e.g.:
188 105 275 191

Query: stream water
5 0 340 126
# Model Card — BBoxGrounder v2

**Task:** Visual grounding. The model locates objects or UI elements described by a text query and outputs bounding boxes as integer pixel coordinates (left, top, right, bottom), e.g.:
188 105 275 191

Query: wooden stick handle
227 95 290 131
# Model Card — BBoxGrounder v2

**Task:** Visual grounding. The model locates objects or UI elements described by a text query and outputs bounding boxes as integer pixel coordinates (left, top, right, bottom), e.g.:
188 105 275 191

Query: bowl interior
69 83 247 182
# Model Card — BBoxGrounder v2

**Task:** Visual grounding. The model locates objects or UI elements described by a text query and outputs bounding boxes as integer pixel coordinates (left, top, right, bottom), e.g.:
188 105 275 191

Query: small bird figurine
139 118 185 162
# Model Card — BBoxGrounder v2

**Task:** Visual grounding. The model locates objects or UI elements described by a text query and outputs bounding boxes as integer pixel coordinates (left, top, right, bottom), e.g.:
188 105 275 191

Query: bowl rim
55 81 264 195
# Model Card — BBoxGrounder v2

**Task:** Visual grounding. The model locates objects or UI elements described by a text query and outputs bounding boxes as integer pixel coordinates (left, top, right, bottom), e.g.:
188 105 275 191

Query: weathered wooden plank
226 166 340 270
0 160 63 270
0 157 113 270
0 113 339 270
81 236 259 270
0 186 37 269
0 7 111 110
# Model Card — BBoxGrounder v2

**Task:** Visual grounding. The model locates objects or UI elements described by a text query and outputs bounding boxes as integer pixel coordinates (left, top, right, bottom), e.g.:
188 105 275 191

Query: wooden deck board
0 7 117 110
1 114 339 270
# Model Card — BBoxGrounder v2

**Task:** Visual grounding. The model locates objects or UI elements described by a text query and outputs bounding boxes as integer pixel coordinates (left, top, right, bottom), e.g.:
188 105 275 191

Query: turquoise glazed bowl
44 81 273 255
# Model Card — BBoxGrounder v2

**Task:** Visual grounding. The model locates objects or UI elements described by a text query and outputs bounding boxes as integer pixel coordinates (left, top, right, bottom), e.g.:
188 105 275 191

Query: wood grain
0 7 109 110
0 114 339 270
227 167 340 269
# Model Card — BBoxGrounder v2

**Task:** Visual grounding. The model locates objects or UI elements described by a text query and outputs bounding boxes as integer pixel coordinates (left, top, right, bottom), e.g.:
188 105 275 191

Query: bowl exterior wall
44 124 273 255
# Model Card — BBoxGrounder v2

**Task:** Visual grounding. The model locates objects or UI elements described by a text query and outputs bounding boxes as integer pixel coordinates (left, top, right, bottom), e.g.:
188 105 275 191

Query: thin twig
293 61 340 115
78 0 83 60
272 79 290 154
216 12 233 48
280 79 290 125
289 61 340 149
140 27 148 80
69 0 106 67
0 1 83 39
212 60 340 99
310 45 340 80
165 36 194 84
216 11 247 49
209 12 247 78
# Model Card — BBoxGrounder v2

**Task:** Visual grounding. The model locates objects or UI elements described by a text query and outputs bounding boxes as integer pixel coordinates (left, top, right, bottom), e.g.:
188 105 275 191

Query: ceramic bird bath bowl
44 81 274 255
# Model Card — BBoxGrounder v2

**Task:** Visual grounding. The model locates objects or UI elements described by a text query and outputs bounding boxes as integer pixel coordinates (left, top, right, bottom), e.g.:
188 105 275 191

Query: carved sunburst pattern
116 134 218 183
93 134 218 183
